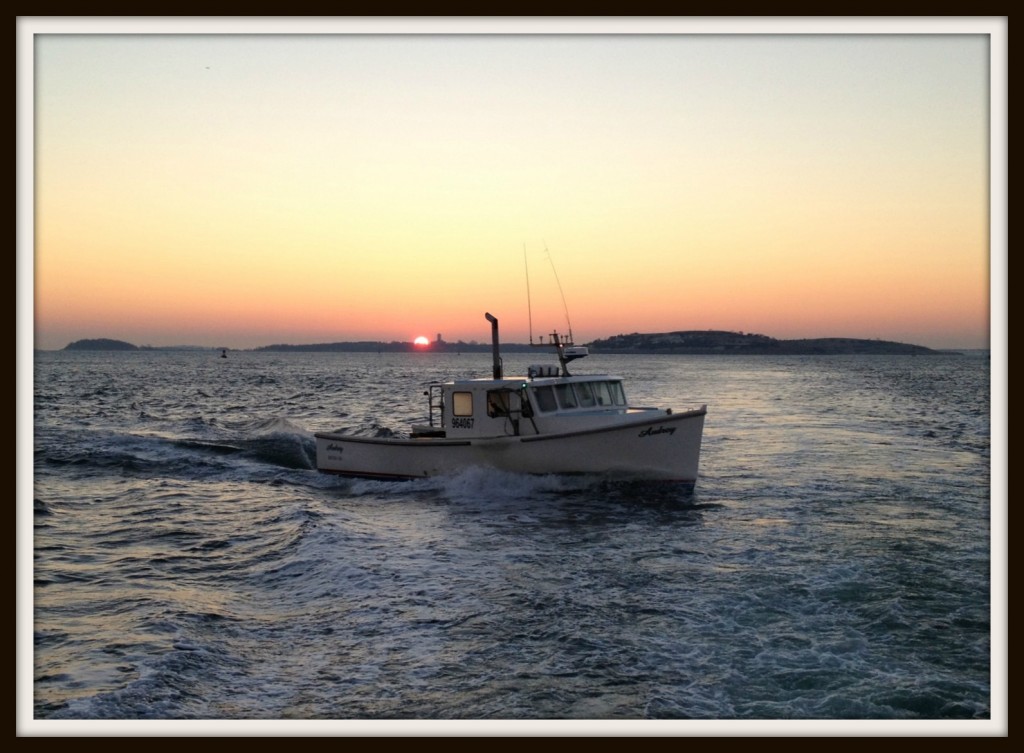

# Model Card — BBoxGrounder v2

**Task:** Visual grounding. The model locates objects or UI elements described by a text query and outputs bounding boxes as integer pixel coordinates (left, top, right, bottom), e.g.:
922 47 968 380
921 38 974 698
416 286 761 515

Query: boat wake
336 464 702 510
426 465 595 502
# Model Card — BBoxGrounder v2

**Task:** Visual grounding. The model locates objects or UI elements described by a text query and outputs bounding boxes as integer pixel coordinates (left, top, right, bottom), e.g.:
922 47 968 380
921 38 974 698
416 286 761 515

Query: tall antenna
544 243 574 343
523 243 534 344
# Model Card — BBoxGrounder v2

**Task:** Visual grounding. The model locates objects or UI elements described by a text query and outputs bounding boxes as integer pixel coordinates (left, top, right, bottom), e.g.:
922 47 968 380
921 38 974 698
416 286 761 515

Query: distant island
62 339 220 352
62 331 956 355
586 330 948 355
63 338 139 351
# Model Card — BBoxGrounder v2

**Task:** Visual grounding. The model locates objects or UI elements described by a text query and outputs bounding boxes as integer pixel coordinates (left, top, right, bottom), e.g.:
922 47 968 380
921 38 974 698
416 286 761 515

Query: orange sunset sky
22 19 1003 351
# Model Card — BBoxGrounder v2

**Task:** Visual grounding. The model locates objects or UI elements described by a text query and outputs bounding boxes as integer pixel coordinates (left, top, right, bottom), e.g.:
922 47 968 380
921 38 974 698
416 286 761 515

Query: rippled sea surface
24 349 1000 734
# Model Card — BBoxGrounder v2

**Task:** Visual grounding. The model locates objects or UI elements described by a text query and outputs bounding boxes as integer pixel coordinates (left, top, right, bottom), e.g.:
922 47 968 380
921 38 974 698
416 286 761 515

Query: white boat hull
315 406 706 483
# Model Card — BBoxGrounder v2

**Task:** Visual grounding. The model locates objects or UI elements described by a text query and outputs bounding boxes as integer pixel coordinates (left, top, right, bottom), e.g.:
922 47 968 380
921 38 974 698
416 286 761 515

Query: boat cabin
409 312 636 439
412 372 630 439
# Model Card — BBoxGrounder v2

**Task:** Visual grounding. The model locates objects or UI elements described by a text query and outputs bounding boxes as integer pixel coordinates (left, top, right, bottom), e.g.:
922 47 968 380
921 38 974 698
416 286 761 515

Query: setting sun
413 336 431 347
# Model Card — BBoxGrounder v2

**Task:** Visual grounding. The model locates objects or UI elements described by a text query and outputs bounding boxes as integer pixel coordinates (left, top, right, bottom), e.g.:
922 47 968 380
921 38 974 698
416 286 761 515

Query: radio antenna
544 243 574 344
523 243 534 345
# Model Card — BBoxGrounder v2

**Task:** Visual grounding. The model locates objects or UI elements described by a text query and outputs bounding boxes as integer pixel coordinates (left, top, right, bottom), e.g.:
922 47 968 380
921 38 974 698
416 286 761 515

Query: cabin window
532 386 557 412
486 390 511 417
593 381 613 406
555 384 578 409
609 381 627 405
576 382 596 408
452 391 474 416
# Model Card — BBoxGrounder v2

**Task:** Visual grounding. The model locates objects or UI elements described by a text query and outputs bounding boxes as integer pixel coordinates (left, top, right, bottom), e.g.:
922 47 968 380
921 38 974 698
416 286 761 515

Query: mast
524 245 588 376
545 244 574 345
541 329 588 377
524 244 534 345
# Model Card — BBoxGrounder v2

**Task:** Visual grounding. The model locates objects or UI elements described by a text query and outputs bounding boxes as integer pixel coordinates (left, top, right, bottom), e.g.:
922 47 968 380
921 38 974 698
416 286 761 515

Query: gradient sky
24 19 1001 350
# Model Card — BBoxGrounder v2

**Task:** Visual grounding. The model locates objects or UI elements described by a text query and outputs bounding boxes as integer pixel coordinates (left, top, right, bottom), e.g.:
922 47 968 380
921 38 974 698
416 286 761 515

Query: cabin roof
434 374 625 388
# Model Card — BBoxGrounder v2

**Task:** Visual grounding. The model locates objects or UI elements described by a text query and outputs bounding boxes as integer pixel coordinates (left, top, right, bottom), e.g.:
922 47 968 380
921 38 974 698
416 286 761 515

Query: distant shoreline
57 332 971 356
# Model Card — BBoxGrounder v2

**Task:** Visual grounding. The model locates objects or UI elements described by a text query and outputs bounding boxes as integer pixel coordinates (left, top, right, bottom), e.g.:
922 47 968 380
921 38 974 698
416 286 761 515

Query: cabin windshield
598 381 626 406
555 384 577 409
576 382 596 408
532 386 557 412
532 379 627 413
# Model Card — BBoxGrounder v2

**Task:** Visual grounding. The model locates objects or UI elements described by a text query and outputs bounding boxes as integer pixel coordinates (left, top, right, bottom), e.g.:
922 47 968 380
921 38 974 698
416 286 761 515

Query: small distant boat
220 349 228 359
315 313 707 483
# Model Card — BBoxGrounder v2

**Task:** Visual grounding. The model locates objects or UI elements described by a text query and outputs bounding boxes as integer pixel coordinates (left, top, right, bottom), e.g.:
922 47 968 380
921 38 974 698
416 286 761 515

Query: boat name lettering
326 443 344 453
452 417 474 429
639 425 676 438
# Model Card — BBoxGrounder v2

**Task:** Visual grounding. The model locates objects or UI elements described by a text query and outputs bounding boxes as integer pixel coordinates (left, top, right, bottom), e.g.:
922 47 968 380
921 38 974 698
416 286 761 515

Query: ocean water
23 349 1000 733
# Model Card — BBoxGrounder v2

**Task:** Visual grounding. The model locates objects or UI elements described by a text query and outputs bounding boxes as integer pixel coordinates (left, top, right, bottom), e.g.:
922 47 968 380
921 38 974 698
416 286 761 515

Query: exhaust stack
484 312 503 379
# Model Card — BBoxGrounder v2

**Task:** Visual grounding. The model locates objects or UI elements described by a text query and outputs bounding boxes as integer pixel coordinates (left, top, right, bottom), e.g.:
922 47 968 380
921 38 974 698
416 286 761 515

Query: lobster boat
315 313 706 483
